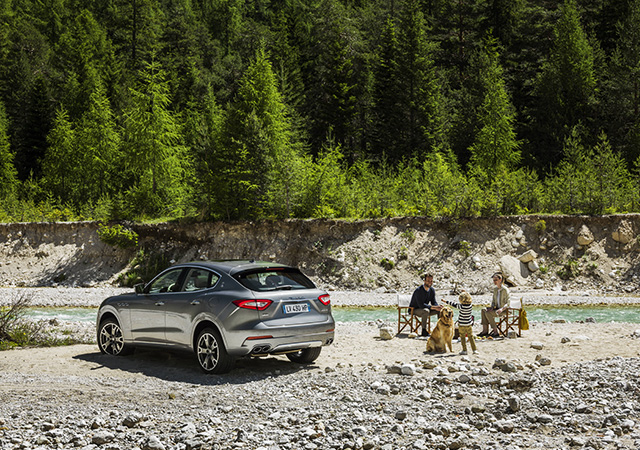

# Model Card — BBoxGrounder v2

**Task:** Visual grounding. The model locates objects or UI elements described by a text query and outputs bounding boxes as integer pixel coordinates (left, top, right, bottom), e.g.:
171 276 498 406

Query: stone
537 414 553 424
534 279 544 289
508 397 520 413
143 436 166 450
561 337 571 343
386 365 402 374
123 412 143 428
498 255 529 286
577 225 594 246
530 342 544 350
496 420 515 433
528 260 539 272
92 431 115 445
537 357 551 366
400 364 415 376
518 250 537 263
612 221 634 244
394 411 407 421
458 374 471 383
379 327 394 340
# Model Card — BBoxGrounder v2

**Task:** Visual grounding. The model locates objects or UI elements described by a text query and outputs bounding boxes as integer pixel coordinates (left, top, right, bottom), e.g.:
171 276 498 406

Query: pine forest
2 0 640 222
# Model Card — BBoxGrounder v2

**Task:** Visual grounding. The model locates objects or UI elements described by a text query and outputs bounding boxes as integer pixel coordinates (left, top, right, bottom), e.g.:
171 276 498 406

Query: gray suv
97 260 335 373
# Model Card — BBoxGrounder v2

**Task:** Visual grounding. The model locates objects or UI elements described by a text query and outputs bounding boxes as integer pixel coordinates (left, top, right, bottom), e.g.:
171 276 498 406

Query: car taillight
318 294 331 305
233 299 273 311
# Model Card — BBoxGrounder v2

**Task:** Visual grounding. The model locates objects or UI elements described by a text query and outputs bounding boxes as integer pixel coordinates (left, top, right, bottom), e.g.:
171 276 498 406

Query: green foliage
401 229 416 243
0 101 17 199
97 224 138 249
118 248 171 287
456 240 471 258
557 258 581 280
535 219 547 234
0 292 80 350
4 0 640 222
380 257 395 270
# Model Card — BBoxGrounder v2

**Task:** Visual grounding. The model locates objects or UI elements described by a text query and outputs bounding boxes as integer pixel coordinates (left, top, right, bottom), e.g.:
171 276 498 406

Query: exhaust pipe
251 345 272 355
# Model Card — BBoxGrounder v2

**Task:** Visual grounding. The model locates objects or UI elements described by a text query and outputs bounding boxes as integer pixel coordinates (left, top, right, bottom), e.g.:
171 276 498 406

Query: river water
24 305 640 324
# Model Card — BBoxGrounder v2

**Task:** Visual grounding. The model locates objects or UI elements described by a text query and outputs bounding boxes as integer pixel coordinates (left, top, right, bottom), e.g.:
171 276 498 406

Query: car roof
176 260 295 276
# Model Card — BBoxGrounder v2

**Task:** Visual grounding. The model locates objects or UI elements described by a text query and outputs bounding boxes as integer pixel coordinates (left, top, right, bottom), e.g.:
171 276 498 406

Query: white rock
577 225 594 246
612 221 634 244
528 260 539 272
518 250 537 263
379 327 394 340
401 364 416 376
530 342 544 350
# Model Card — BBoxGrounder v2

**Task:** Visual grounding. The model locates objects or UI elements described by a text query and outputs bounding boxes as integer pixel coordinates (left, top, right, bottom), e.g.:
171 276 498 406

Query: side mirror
134 283 145 295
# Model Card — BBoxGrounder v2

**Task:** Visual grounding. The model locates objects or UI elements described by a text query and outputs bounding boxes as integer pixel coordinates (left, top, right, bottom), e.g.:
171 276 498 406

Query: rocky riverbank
1 317 640 450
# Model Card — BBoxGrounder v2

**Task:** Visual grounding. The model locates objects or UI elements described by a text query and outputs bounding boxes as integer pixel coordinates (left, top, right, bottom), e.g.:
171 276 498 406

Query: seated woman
478 272 509 337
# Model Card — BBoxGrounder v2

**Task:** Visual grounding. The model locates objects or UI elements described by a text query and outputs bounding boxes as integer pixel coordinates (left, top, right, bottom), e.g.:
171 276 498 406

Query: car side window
183 269 219 292
148 269 184 294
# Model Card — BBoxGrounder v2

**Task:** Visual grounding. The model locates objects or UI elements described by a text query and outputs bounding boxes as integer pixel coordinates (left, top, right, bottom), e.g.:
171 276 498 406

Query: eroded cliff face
1 215 640 294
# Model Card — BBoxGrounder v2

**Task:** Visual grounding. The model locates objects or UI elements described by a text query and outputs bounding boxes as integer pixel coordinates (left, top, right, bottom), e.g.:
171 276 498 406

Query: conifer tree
396 0 448 159
531 0 596 168
121 60 193 217
372 16 403 159
468 39 520 178
604 0 640 163
74 81 122 204
220 46 300 219
42 107 76 201
0 101 17 199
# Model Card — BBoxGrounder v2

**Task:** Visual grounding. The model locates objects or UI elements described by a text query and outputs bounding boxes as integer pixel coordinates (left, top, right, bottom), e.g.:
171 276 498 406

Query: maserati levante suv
96 260 335 374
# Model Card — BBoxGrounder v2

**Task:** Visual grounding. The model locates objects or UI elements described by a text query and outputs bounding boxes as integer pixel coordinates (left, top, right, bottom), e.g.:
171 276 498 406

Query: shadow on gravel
73 349 318 385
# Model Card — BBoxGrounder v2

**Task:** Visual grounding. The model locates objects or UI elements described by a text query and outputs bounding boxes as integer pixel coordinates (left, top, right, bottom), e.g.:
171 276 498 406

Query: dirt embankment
1 215 640 294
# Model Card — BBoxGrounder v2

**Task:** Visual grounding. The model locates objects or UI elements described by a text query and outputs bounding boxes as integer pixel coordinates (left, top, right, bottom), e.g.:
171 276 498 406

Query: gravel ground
1 288 640 450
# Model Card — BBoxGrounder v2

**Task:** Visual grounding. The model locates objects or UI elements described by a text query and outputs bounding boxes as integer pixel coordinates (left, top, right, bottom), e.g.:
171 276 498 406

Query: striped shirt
444 299 474 326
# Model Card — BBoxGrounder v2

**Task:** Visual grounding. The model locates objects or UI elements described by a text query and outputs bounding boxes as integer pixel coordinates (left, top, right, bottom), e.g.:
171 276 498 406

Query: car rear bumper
227 327 335 357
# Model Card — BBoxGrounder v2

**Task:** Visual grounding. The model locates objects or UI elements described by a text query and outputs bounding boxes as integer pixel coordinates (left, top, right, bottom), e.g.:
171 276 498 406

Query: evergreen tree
220 47 300 219
54 9 118 119
395 0 448 159
531 0 596 168
121 60 193 217
183 85 225 217
371 16 403 159
42 106 76 201
603 0 640 163
74 81 122 204
0 101 18 199
468 39 520 178
304 0 359 158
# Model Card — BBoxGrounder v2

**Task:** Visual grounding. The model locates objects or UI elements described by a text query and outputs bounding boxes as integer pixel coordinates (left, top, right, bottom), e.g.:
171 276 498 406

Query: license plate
283 303 309 314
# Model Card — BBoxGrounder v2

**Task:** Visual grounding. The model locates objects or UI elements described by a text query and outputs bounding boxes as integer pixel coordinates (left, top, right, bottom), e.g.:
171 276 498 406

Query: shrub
535 219 547 234
97 224 138 249
380 257 395 270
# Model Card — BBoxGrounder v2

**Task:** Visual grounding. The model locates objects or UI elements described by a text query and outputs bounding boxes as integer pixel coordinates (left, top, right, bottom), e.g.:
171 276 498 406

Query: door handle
155 301 165 306
190 300 201 305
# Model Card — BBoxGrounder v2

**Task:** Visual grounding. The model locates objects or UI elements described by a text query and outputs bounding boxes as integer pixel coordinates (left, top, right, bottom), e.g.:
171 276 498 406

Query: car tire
98 318 133 356
286 347 322 364
196 328 234 374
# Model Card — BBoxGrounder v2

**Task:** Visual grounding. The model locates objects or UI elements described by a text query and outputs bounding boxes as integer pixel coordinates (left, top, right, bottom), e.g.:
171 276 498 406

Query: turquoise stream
24 305 640 324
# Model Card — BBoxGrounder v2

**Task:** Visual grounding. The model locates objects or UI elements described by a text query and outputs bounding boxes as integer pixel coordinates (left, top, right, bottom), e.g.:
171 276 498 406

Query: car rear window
235 269 316 291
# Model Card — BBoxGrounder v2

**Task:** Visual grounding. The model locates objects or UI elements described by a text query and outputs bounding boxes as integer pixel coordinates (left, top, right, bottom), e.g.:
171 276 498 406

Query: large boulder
612 221 634 244
498 255 528 286
577 225 594 246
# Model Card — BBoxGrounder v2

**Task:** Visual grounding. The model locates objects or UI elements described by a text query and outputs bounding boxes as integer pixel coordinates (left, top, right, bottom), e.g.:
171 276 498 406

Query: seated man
479 272 510 337
409 272 442 337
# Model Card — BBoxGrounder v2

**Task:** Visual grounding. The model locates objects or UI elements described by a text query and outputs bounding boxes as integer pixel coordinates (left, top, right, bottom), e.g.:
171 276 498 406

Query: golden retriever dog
426 306 454 353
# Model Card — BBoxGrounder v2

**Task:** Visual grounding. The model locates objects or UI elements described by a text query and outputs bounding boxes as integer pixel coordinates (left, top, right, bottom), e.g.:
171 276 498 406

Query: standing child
444 291 477 355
